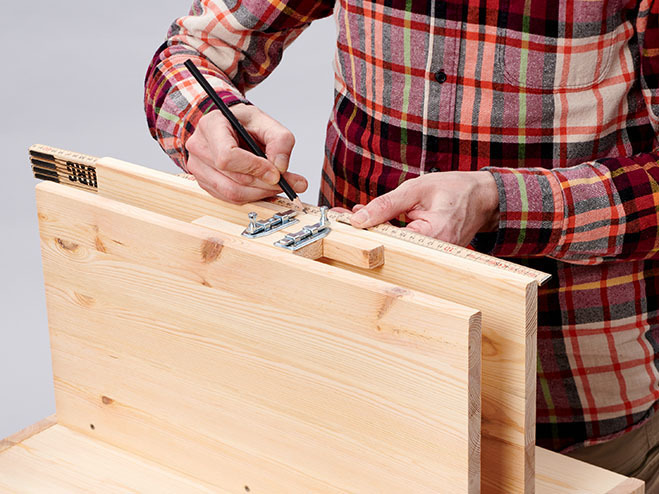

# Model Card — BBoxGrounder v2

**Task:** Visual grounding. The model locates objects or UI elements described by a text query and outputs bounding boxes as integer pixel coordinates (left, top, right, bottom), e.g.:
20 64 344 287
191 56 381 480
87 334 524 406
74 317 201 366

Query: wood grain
192 215 385 269
535 447 644 494
0 424 220 493
36 182 481 493
78 155 538 493
1 422 642 494
0 415 56 453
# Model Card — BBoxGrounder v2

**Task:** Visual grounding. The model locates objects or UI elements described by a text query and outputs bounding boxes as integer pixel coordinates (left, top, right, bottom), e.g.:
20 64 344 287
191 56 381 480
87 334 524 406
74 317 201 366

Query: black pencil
184 59 302 207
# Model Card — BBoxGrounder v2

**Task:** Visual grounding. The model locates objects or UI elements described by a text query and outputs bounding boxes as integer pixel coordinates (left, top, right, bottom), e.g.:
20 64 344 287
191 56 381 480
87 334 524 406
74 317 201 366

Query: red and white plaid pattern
145 0 659 451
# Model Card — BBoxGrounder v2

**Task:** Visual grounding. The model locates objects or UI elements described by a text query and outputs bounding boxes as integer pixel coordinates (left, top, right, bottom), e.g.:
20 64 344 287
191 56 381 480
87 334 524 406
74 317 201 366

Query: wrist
475 171 500 232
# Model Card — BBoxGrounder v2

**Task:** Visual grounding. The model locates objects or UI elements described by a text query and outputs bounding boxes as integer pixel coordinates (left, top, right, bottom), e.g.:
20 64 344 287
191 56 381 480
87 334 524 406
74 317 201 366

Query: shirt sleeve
482 1 659 265
144 0 334 170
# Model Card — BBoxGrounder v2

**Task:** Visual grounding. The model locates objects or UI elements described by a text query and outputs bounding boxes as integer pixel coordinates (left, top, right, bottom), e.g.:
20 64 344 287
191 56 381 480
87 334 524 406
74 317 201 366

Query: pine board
0 419 643 493
35 182 481 493
0 424 220 493
72 154 537 494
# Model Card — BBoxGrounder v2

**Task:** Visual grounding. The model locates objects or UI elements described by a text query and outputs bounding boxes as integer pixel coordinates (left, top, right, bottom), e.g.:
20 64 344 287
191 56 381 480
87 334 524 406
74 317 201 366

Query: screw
319 206 329 227
247 212 258 234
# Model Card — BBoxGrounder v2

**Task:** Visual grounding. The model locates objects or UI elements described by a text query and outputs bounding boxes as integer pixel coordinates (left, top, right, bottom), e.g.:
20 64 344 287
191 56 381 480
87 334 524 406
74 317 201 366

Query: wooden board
0 420 642 494
0 424 220 493
36 182 481 492
29 147 539 493
535 448 644 494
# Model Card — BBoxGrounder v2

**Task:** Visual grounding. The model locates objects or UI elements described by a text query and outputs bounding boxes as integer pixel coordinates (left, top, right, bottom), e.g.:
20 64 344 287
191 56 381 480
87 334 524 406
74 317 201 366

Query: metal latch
275 207 331 251
242 209 299 238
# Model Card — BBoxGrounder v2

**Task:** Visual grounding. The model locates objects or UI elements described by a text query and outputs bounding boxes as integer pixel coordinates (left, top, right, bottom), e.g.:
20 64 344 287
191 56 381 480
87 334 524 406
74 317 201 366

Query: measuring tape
270 197 551 285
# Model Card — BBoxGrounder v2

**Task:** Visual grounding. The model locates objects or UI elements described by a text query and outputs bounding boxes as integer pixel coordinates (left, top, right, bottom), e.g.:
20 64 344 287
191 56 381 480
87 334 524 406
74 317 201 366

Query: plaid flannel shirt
145 0 659 452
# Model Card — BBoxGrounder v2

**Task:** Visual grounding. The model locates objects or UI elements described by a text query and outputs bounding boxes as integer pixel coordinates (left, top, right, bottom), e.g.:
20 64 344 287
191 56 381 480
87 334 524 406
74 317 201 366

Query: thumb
351 184 418 228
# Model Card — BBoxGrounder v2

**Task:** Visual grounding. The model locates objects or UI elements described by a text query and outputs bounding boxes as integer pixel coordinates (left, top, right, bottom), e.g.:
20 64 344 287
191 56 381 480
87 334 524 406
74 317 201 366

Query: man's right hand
185 104 308 204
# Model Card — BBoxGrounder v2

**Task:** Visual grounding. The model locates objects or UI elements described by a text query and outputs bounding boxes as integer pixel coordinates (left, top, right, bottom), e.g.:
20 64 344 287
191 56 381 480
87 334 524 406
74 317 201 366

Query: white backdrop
0 1 335 439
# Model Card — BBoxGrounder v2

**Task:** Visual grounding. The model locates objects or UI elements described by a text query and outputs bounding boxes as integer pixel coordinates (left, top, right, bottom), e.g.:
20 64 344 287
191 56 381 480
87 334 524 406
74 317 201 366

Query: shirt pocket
497 0 624 91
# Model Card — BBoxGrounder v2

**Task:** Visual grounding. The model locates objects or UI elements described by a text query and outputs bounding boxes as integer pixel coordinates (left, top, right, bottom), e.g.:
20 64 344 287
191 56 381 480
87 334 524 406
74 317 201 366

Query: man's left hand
349 171 500 246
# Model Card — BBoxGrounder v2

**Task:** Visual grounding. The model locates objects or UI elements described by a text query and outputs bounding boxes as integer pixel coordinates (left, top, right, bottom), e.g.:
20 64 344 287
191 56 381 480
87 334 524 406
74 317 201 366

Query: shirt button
434 70 447 83
428 167 441 173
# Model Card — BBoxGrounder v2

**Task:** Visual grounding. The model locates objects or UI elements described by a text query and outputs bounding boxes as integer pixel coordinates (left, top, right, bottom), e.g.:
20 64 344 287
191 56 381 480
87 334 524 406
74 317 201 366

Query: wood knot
101 396 114 405
377 286 410 319
56 238 79 252
74 292 95 307
95 236 107 253
201 237 224 263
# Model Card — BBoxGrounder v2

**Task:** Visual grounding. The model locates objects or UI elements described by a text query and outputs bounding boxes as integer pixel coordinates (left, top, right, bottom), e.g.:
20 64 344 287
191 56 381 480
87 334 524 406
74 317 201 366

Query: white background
0 1 335 439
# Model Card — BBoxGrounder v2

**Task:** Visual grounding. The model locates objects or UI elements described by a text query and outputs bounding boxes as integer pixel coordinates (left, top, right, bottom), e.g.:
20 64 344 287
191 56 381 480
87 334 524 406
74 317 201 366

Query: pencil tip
292 197 304 210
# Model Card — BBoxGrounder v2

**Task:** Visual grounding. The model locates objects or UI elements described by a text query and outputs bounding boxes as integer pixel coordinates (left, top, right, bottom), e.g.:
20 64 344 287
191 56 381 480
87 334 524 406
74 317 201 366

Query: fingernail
351 209 369 226
295 178 307 191
274 154 289 173
264 170 279 185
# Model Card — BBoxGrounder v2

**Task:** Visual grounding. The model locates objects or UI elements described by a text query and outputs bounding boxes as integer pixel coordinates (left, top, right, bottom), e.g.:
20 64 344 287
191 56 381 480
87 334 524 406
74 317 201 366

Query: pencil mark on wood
101 396 114 405
201 279 212 288
112 239 125 246
56 238 79 252
201 237 224 263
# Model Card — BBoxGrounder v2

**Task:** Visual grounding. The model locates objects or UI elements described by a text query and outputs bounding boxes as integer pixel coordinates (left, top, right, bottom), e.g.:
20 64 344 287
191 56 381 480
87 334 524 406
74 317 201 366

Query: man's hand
350 171 500 246
185 104 308 204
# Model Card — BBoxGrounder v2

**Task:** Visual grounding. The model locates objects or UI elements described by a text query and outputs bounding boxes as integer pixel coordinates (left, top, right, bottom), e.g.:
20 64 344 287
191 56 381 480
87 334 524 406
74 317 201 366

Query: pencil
184 59 302 208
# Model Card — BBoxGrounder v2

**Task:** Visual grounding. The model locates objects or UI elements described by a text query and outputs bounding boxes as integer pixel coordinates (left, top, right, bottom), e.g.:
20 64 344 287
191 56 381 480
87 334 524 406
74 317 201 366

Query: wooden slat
36 182 481 493
192 215 384 268
29 153 538 493
0 415 56 453
0 424 220 493
535 447 644 494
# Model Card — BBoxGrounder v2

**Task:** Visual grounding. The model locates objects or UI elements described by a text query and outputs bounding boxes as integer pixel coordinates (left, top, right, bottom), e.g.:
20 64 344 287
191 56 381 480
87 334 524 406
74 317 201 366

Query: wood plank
535 447 644 494
36 182 481 493
0 424 220 493
0 423 642 494
0 415 56 453
29 152 538 493
90 155 537 493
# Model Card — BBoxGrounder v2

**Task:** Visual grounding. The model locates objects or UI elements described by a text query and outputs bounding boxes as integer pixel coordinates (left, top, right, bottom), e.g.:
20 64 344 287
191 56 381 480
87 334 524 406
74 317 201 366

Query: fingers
185 107 306 204
187 154 278 204
404 220 434 236
350 182 419 228
330 207 352 216
194 110 281 185
223 170 308 193
233 104 296 174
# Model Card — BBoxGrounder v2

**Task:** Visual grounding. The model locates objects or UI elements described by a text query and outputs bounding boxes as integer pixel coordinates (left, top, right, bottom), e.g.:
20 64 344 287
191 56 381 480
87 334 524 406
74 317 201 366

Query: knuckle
243 159 263 177
213 155 230 171
279 129 295 148
373 194 393 213
223 185 243 204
